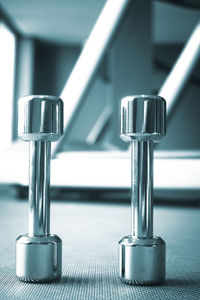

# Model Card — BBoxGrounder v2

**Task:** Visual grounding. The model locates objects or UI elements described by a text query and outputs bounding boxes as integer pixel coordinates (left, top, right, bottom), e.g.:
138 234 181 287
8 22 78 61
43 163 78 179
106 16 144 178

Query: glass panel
0 22 16 152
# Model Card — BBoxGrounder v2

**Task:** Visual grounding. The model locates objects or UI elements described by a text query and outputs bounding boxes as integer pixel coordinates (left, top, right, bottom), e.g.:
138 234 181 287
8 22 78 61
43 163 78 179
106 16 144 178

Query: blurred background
0 0 200 201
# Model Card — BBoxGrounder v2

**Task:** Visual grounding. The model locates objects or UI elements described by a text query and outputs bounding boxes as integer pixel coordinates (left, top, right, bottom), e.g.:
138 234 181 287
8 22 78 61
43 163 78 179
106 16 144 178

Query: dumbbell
119 95 166 285
16 95 63 282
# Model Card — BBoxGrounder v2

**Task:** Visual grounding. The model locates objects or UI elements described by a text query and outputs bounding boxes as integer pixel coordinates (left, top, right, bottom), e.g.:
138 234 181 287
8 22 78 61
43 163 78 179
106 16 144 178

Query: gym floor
0 194 200 300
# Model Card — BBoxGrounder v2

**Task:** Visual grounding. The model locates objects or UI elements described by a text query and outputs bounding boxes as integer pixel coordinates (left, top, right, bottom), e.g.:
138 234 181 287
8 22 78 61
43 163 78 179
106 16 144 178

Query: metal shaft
29 140 51 237
131 141 153 238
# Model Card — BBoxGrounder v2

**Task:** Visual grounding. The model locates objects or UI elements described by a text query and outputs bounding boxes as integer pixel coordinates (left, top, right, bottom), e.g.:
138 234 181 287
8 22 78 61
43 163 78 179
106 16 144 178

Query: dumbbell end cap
120 95 166 142
119 235 165 285
16 234 62 282
18 95 64 142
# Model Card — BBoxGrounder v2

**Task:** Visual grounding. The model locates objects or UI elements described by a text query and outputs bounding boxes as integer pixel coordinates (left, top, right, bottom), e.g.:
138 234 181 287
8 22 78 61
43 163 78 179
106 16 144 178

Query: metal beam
159 21 200 115
52 0 131 156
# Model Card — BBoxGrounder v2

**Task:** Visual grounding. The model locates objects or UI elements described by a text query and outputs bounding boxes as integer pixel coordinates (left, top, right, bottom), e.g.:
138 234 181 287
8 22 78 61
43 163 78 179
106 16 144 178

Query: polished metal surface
29 140 50 236
119 236 165 285
120 95 166 142
18 95 63 141
119 95 166 285
16 95 63 282
131 141 153 238
16 234 62 282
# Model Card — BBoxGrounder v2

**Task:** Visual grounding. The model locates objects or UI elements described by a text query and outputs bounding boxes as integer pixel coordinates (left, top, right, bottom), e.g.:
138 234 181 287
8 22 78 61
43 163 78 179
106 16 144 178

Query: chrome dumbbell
16 95 63 282
119 95 166 285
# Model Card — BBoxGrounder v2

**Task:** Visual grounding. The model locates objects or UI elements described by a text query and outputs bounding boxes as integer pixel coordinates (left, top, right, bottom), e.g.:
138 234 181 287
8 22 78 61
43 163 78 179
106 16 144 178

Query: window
0 22 16 152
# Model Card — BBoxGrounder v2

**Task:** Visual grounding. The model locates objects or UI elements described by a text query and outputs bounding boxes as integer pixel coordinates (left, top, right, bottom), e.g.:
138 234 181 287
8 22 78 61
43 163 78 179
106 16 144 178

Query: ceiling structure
0 0 200 44
0 0 105 44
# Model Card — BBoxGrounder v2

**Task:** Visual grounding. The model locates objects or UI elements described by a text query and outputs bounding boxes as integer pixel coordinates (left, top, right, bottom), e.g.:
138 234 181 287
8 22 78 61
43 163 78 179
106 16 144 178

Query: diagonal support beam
159 21 200 115
52 0 131 157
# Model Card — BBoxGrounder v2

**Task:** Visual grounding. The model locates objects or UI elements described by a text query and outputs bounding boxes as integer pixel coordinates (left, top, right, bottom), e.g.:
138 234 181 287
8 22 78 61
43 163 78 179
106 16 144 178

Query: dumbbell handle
131 140 153 238
29 140 51 237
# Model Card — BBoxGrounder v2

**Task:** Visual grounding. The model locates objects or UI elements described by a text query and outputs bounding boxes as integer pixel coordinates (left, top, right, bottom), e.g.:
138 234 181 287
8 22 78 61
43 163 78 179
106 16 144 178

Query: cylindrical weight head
16 234 62 282
18 95 64 141
119 235 165 285
120 95 166 142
